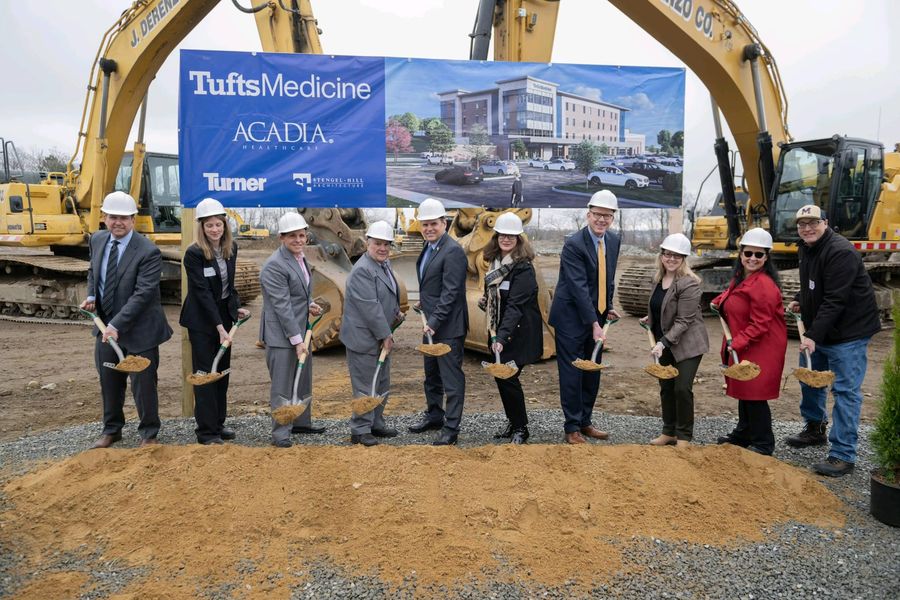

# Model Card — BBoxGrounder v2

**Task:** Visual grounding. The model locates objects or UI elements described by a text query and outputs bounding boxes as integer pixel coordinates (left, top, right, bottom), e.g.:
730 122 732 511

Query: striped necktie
101 240 120 318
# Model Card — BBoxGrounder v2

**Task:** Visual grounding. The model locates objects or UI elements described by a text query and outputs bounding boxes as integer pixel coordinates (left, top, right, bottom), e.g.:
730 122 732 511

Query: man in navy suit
408 198 468 446
548 190 621 444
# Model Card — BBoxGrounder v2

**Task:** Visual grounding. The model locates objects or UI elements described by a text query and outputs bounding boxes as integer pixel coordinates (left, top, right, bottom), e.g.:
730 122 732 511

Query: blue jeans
799 337 871 463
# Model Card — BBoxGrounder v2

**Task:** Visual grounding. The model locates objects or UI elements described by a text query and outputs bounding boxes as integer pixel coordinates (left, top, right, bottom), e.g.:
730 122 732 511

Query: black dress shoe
747 445 772 456
510 427 529 445
199 437 224 445
408 416 443 433
351 433 379 447
432 431 458 446
272 439 292 448
371 427 398 438
220 428 236 440
493 421 514 439
717 433 750 447
291 424 327 435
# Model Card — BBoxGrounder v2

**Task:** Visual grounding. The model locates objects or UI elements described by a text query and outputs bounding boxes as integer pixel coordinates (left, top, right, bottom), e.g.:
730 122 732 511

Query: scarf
484 254 514 334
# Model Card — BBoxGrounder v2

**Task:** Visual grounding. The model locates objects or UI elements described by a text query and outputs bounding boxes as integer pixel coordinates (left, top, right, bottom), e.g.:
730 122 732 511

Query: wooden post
668 207 684 234
181 208 195 417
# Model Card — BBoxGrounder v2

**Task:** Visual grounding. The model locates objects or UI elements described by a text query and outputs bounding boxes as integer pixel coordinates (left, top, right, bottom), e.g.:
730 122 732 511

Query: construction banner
179 50 685 209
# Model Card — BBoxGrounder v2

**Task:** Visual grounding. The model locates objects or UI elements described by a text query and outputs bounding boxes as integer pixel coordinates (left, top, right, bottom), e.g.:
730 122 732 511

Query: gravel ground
1 410 898 599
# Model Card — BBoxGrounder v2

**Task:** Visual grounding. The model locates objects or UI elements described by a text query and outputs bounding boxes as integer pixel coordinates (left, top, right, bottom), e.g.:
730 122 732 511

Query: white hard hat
101 191 137 216
195 198 226 220
587 189 618 211
416 198 446 221
366 220 394 241
493 212 524 236
278 212 308 234
660 233 691 256
739 227 773 249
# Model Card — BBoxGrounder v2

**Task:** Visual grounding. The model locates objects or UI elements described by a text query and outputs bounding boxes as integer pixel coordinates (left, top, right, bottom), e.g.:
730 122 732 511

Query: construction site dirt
0 248 889 443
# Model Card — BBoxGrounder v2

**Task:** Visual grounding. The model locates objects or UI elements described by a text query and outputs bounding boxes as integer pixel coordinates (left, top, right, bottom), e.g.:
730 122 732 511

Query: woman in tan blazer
640 233 709 446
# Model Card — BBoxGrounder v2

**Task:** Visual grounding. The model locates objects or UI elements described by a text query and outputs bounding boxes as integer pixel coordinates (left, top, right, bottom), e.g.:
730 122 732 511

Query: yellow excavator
223 209 269 240
474 0 899 323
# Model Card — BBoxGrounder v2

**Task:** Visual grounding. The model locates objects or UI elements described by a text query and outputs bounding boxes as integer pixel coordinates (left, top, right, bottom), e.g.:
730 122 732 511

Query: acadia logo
203 172 267 192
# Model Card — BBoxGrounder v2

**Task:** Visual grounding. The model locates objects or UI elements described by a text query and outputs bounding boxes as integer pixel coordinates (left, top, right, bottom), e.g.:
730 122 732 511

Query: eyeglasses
660 251 684 259
497 233 518 240
796 219 822 229
742 250 767 259
588 211 615 221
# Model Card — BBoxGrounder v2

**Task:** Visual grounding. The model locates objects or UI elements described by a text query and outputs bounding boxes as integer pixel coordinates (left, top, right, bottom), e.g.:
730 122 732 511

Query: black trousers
189 303 233 443
732 400 775 453
94 339 160 440
658 349 701 441
496 368 528 429
423 335 466 434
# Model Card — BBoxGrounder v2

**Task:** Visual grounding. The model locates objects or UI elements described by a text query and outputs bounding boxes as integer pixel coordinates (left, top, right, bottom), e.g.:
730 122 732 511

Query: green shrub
871 300 900 482
662 172 683 193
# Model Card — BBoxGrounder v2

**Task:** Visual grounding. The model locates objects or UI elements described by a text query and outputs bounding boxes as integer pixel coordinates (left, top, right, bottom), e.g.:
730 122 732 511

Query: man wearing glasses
548 190 621 444
786 204 881 477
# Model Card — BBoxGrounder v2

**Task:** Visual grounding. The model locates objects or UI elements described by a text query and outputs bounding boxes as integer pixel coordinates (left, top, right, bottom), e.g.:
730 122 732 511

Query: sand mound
3 444 845 597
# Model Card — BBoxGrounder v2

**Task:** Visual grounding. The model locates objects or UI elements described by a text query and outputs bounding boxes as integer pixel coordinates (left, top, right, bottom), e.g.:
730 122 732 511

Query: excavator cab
115 151 182 235
771 136 883 242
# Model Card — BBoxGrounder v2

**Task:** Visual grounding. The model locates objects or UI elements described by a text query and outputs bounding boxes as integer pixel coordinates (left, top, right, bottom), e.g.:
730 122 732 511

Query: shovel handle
589 339 603 363
291 359 304 402
640 322 662 365
79 308 125 361
787 312 815 369
416 307 436 344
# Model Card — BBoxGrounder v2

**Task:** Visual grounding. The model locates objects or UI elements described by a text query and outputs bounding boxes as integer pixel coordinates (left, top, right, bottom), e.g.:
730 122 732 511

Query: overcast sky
2 0 898 206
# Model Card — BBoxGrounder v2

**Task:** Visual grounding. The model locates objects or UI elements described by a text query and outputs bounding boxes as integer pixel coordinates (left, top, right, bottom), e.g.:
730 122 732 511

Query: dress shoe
493 421 513 439
371 427 398 438
200 437 224 445
580 426 609 440
813 456 854 477
220 428 236 440
717 433 750 447
747 445 772 456
272 439 292 448
91 432 122 449
510 427 529 445
408 415 443 433
565 431 586 444
432 431 458 446
291 424 327 435
649 434 677 446
351 433 379 447
140 438 160 447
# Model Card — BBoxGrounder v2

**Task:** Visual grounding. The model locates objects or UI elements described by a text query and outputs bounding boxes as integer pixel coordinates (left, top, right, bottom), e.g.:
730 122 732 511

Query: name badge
203 267 216 277
808 280 815 290
500 281 511 291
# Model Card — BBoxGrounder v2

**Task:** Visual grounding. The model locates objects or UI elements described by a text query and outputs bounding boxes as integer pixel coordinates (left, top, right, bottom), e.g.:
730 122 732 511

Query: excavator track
616 264 657 317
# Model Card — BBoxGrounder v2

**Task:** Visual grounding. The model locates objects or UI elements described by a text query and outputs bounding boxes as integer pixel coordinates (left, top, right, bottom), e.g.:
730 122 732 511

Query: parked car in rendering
544 158 576 171
479 160 520 176
587 166 650 189
426 154 454 165
528 158 546 168
420 151 434 158
626 161 675 183
435 165 483 185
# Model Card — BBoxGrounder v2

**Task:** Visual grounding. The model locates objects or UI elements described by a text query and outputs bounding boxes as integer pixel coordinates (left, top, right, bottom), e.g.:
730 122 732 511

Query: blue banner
179 50 386 208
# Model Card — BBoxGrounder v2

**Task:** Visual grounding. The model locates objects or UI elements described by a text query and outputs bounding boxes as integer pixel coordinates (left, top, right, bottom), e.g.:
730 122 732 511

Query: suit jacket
493 260 543 367
340 253 401 355
178 242 241 333
647 275 709 362
548 227 620 332
259 245 312 348
416 232 468 339
86 230 173 353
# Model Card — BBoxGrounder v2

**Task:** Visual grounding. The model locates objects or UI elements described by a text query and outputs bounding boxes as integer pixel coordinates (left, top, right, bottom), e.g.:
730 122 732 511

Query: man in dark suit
80 191 173 448
548 190 621 444
408 198 468 445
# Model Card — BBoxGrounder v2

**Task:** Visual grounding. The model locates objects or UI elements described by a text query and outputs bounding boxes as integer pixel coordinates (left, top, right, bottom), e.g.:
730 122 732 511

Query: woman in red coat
710 228 787 455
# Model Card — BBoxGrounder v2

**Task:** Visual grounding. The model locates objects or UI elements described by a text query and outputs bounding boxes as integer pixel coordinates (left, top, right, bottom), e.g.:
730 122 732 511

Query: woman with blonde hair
179 198 249 444
640 233 709 446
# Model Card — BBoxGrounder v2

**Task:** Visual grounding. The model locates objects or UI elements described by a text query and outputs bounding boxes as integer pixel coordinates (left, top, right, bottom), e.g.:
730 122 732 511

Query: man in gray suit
260 212 325 448
340 221 404 447
408 198 468 445
79 191 173 449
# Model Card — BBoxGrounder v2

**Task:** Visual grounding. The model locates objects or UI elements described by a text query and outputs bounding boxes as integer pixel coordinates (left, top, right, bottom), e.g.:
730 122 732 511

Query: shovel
187 313 252 386
272 312 327 425
788 311 835 388
351 318 405 416
639 321 678 380
413 306 451 356
573 317 618 372
482 328 518 379
79 309 150 373
710 305 761 381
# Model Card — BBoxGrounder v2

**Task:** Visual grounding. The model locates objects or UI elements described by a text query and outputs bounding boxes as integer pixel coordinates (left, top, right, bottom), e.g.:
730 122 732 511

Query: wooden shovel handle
645 327 656 349
717 315 734 342
378 344 390 362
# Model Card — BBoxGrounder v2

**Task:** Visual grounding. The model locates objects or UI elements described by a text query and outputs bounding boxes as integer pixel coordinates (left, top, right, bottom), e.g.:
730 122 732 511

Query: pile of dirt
3 444 845 596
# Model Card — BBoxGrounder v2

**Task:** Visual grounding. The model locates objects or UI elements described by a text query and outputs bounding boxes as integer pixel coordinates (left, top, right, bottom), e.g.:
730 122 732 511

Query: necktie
419 245 433 278
297 254 310 286
382 261 397 294
102 240 120 318
597 239 607 314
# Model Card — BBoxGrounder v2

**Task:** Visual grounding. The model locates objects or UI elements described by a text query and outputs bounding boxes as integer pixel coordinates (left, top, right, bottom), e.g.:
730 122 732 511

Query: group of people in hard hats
80 190 879 477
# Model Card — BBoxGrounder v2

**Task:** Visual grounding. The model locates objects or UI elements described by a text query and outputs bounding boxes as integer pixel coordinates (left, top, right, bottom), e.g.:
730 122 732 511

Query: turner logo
293 173 312 192
203 173 267 192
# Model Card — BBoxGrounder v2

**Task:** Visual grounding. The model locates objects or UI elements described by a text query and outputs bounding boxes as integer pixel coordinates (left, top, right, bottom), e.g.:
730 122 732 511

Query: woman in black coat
179 198 248 445
479 212 543 444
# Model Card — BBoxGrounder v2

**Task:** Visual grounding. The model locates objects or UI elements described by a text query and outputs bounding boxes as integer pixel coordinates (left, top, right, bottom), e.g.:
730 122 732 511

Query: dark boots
786 421 827 448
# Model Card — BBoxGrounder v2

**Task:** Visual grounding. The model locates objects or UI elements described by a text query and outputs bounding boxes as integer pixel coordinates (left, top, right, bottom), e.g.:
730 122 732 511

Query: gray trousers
347 348 390 435
266 345 313 442
423 335 466 434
